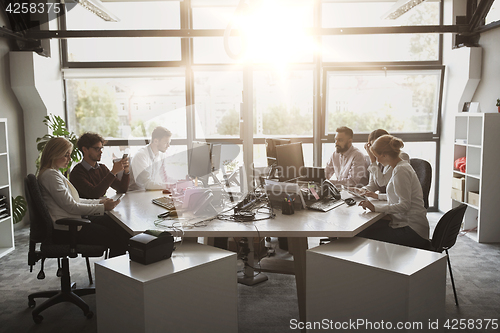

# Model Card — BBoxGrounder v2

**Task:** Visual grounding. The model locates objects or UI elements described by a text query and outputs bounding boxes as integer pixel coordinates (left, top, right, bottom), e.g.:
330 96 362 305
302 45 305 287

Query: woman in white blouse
37 137 130 257
357 135 430 249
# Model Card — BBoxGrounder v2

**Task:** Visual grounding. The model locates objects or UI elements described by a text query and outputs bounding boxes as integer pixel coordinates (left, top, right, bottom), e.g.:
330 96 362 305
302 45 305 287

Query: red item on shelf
454 157 466 173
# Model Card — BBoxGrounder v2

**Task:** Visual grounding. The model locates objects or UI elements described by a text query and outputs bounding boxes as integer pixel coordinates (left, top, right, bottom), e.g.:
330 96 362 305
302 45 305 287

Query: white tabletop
107 190 383 238
308 237 446 276
96 243 235 283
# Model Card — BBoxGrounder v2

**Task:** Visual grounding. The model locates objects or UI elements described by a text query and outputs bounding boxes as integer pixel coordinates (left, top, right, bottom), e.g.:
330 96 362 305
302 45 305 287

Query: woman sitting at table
357 135 430 249
37 137 130 257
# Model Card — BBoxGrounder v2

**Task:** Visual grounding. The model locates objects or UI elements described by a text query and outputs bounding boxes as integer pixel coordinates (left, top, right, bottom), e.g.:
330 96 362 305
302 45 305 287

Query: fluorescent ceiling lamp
73 0 120 22
382 0 426 20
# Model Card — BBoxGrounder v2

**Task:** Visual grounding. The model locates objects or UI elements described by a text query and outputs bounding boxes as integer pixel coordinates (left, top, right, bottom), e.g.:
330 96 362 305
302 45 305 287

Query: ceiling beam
25 25 470 40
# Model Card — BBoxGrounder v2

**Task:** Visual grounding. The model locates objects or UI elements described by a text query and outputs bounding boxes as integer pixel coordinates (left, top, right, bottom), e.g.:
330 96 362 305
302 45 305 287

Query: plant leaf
12 195 27 224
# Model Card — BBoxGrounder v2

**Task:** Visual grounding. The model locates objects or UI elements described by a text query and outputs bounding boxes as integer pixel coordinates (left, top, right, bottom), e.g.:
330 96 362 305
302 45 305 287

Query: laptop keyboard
152 196 176 210
307 198 345 212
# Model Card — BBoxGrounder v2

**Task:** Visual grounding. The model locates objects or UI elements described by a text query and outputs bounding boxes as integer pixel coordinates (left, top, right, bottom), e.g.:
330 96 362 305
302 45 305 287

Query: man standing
129 126 175 190
70 132 130 199
325 126 368 187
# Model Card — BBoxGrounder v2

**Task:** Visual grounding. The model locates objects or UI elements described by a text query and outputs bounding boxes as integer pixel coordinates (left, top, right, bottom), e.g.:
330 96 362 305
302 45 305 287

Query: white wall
0 17 27 223
439 0 500 212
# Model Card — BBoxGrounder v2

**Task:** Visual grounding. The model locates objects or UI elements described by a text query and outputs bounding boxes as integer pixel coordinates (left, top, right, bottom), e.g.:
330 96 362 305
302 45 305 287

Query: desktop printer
128 230 174 265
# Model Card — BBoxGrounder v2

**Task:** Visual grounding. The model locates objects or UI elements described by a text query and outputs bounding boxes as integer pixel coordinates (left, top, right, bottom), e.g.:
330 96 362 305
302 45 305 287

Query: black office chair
409 158 432 209
25 174 107 323
428 204 467 306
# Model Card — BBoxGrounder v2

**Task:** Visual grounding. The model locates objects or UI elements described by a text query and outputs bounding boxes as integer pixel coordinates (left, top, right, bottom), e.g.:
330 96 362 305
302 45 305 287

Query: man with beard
325 126 368 187
70 132 130 199
129 126 176 190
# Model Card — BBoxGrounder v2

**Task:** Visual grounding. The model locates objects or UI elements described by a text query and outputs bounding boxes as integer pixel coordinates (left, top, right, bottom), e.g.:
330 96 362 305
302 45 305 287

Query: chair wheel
71 282 77 289
86 311 94 319
33 314 43 324
28 299 36 308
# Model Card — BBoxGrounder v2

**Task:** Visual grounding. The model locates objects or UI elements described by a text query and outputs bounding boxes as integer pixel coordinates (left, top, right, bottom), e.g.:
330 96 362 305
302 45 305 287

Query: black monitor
265 138 291 167
275 142 305 182
188 141 212 179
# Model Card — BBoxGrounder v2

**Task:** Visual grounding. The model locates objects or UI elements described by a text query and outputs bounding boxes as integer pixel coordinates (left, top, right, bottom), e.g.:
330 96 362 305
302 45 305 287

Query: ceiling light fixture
382 0 426 20
72 0 120 22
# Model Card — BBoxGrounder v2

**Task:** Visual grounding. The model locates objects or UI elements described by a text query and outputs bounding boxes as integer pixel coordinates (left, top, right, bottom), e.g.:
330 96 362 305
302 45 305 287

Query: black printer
128 230 175 265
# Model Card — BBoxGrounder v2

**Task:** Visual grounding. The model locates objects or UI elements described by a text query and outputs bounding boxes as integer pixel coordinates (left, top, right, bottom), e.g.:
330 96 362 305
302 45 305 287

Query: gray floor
1 212 499 333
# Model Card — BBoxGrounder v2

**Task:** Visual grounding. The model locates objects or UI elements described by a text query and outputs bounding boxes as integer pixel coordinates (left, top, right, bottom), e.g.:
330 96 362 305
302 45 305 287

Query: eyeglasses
90 146 104 152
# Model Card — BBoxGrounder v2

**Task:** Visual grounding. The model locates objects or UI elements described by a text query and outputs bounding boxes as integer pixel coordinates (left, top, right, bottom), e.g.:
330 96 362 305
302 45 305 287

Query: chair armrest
54 218 91 257
55 218 91 227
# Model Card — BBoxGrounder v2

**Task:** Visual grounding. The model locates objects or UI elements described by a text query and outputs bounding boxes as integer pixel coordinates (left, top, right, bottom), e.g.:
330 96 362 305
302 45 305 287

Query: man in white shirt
129 126 176 190
325 126 368 187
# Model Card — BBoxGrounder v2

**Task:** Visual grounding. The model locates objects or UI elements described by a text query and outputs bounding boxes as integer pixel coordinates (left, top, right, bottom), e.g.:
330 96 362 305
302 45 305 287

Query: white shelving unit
453 113 500 243
0 118 15 258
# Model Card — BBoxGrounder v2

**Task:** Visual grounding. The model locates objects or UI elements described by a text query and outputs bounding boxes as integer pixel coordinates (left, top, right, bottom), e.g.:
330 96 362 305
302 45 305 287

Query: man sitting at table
129 126 176 191
70 132 130 199
325 126 368 187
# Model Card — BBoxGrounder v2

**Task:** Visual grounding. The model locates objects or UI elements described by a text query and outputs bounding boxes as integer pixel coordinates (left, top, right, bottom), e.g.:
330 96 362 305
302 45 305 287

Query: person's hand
111 159 125 175
121 157 130 173
102 198 120 211
358 200 375 212
364 142 376 163
360 190 378 199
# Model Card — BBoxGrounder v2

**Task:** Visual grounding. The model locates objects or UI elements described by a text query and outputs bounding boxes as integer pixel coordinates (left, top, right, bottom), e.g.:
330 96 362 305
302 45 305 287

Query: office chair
409 158 432 209
428 204 467 306
25 174 107 323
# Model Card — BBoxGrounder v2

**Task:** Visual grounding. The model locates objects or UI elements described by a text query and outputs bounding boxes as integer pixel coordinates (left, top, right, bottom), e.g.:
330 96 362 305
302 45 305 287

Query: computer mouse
162 189 171 194
345 198 356 206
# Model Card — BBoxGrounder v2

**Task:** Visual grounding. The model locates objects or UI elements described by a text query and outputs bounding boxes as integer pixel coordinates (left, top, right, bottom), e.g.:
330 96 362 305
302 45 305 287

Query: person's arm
325 154 335 180
70 164 117 199
40 170 105 216
372 167 412 215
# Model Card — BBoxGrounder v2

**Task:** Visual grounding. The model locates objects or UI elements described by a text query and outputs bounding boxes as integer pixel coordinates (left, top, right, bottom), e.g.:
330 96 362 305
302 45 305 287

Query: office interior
1 0 500 330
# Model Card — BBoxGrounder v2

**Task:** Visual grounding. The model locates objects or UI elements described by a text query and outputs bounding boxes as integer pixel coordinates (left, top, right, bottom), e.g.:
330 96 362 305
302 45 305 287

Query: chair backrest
431 204 467 253
24 174 54 244
409 158 432 209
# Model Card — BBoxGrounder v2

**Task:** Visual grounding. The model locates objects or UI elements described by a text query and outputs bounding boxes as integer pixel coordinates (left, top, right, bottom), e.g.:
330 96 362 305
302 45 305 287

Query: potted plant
12 195 27 228
36 114 81 176
496 99 500 113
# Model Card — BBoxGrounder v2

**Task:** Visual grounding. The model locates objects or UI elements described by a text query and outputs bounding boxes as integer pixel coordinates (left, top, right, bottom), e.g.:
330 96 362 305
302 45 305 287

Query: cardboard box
468 191 480 206
451 188 464 202
451 176 465 191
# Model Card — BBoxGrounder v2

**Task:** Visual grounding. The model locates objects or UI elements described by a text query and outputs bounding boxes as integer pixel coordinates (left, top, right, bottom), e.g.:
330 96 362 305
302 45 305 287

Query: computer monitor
188 141 212 179
275 142 305 182
265 138 291 167
211 143 222 172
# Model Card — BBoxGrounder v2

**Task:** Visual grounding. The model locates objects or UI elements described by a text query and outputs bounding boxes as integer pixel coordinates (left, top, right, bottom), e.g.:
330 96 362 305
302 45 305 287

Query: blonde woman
357 135 430 249
38 137 130 257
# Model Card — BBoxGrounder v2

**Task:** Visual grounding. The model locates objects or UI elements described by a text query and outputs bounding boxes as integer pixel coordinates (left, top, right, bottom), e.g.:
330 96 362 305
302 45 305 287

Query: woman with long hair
38 137 130 257
357 135 430 249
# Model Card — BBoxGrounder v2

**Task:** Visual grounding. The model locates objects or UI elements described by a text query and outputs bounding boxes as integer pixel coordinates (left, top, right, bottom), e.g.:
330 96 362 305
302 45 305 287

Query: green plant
496 99 500 107
36 114 82 175
12 195 27 224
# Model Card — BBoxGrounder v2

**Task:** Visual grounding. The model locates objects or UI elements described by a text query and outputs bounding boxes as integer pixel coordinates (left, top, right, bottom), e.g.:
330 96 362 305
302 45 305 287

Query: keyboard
307 198 345 212
152 196 176 210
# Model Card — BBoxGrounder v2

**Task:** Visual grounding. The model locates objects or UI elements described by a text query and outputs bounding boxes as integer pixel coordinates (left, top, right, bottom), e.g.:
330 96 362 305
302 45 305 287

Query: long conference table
107 189 384 323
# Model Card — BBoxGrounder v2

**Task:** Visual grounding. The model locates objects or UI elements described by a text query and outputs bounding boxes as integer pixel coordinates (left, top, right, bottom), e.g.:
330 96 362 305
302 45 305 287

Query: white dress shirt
364 151 410 192
38 168 104 231
325 145 368 187
129 144 175 190
374 160 429 240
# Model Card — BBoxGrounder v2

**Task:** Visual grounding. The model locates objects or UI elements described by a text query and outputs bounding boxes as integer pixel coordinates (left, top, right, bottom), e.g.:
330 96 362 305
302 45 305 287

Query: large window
324 70 442 135
65 76 187 139
61 0 444 209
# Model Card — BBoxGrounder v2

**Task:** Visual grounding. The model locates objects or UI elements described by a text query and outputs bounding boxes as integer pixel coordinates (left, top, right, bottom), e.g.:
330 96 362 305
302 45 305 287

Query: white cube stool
306 237 446 332
96 242 237 333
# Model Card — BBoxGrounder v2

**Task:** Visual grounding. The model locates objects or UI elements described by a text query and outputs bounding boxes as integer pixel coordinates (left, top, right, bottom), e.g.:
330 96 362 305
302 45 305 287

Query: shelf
463 230 478 242
0 247 14 258
466 173 480 179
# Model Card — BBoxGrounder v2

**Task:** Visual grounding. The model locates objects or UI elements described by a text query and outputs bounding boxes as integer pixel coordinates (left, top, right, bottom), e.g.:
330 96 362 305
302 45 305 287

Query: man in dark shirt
70 132 130 199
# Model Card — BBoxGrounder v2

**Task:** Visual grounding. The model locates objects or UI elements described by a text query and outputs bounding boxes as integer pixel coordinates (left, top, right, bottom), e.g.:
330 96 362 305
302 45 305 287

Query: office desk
107 190 384 322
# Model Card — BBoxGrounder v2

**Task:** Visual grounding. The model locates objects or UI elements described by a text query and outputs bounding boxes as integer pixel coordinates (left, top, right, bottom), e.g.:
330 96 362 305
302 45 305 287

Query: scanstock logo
2 0 81 31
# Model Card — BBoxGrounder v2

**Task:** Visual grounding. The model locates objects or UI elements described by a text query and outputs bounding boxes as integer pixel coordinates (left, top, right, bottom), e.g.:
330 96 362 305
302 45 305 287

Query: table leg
288 237 308 323
237 237 268 286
